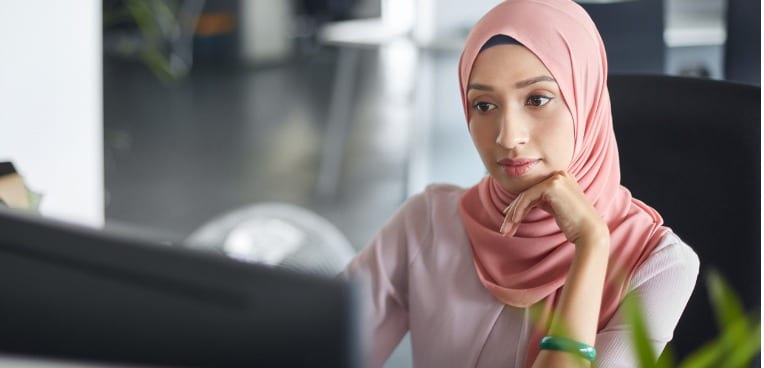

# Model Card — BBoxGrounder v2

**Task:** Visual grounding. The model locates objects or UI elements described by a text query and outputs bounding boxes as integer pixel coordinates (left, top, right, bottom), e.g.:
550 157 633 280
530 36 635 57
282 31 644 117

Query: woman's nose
496 110 529 149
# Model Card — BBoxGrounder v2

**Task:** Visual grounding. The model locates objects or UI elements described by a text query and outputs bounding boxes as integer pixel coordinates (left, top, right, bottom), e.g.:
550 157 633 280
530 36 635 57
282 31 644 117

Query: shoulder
629 231 700 292
418 183 468 227
397 183 466 219
419 183 467 211
421 183 467 202
360 184 468 262
387 184 470 262
597 233 701 363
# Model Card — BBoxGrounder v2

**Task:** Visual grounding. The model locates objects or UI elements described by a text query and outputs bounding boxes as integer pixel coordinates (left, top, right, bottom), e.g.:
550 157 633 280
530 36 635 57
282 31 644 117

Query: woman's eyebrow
467 83 493 92
467 75 556 93
514 75 556 88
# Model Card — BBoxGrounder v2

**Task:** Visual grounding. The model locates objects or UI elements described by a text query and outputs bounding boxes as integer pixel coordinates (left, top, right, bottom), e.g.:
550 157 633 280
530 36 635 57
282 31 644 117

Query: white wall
0 1 103 227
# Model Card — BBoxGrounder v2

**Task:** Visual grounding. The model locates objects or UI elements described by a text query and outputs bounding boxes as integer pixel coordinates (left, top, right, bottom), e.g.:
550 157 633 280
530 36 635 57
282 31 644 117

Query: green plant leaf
623 293 658 367
621 270 761 368
720 317 761 368
655 344 676 368
706 269 758 366
678 271 761 368
123 0 185 83
126 0 161 43
680 316 760 368
150 1 180 38
706 269 745 332
678 337 725 368
141 50 178 84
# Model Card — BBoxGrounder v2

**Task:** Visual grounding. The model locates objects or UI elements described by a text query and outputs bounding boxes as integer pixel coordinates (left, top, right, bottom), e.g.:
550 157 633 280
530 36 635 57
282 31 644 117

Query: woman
342 0 699 367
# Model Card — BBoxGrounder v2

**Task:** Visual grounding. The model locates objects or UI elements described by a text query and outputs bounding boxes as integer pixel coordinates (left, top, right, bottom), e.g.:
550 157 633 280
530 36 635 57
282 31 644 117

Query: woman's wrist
572 219 610 251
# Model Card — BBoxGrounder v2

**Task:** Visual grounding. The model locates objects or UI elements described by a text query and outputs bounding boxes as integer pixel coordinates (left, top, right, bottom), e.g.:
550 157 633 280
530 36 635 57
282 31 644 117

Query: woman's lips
497 158 540 177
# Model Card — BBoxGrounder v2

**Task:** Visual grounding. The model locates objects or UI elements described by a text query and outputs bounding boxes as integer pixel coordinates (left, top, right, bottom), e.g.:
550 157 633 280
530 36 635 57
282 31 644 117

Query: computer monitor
0 208 360 367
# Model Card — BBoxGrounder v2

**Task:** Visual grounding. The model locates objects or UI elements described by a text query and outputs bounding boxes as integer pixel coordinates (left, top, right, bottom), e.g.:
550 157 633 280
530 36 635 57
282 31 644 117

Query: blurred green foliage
103 0 189 83
625 269 760 368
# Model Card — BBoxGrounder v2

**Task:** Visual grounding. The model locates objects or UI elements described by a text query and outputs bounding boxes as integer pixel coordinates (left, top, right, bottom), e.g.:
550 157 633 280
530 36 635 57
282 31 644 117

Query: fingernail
499 215 512 235
501 223 514 237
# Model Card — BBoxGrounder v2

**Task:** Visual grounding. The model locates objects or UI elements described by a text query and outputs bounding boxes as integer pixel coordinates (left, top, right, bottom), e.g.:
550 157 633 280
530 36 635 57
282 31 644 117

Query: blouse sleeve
339 191 432 368
594 232 700 368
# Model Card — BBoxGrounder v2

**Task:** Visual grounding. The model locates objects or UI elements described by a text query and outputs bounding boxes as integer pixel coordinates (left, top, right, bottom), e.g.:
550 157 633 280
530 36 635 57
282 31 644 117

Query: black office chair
607 74 761 364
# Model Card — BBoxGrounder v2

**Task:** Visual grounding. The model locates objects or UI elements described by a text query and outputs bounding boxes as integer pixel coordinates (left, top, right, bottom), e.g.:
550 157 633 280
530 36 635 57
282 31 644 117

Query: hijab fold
456 1 669 366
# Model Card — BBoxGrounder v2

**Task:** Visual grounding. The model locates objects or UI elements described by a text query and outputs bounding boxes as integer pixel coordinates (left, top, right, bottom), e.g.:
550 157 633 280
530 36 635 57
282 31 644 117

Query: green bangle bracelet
539 336 597 362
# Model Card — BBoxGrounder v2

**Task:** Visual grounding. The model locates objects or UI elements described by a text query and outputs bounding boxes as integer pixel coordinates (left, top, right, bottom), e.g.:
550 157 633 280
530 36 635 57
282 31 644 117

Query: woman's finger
500 196 520 235
499 216 518 237
508 183 547 223
499 191 539 237
500 172 572 226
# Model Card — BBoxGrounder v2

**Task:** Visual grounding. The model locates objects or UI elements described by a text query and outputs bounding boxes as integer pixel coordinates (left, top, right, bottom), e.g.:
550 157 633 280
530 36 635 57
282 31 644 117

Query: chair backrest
607 74 760 361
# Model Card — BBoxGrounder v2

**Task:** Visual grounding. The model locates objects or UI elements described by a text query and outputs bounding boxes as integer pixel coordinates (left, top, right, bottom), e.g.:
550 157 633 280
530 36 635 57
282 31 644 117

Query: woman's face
467 44 574 194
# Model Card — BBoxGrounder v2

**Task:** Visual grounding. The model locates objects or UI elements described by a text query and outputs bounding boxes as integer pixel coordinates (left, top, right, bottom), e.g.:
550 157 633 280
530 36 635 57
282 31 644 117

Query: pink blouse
342 184 699 368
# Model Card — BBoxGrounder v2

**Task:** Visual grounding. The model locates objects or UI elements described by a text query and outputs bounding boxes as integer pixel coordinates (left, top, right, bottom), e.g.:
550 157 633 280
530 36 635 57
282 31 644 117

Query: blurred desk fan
186 203 355 276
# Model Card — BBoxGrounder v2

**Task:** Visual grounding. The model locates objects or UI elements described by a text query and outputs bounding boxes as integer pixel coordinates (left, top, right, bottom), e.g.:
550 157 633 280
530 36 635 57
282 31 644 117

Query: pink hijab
456 0 669 366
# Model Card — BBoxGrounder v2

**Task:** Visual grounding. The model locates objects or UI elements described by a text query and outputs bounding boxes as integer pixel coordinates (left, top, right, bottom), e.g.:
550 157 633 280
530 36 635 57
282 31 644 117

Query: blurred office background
0 0 759 367
102 0 759 244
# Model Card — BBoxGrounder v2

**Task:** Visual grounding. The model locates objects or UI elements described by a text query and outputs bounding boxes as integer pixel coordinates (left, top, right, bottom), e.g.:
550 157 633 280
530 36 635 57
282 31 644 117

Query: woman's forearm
532 231 610 368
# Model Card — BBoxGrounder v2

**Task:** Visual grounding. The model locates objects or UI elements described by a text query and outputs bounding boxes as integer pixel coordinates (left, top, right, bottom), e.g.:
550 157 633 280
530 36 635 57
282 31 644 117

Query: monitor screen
0 208 359 368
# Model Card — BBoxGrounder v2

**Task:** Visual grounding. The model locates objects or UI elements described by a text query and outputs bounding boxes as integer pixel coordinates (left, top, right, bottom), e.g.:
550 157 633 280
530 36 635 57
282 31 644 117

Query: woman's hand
509 171 611 368
500 171 608 247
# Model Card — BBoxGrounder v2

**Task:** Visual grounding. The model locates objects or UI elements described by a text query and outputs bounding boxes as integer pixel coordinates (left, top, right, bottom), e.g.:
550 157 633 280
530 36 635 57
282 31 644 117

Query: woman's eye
526 95 552 107
473 102 497 113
